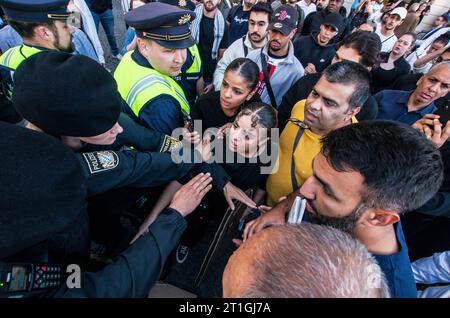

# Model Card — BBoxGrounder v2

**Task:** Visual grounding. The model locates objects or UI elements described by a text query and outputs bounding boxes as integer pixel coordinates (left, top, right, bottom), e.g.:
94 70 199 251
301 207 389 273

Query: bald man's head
223 224 390 298
222 226 275 297
413 61 450 106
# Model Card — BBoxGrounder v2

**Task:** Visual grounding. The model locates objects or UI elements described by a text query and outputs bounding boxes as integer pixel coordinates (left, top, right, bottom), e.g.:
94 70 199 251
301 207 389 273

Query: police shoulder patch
82 151 120 174
160 135 182 153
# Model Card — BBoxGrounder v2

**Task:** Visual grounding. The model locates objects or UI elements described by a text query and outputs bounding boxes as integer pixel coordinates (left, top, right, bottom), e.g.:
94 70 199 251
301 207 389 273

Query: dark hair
225 58 260 91
321 121 444 214
338 31 381 68
433 33 450 47
401 31 417 48
250 2 273 21
322 60 371 109
237 102 278 129
5 18 55 39
441 14 449 23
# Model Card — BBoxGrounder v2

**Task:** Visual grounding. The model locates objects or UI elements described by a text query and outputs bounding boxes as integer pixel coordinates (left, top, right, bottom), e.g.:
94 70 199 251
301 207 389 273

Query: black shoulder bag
260 49 278 109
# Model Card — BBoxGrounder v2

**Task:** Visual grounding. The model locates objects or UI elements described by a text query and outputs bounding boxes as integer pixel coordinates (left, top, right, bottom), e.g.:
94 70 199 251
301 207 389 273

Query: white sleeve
368 10 383 25
121 0 131 14
74 0 106 64
412 251 450 284
415 28 450 57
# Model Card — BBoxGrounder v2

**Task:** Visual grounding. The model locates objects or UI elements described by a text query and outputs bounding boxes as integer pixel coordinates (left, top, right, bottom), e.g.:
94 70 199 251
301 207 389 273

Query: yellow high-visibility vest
114 51 190 118
0 45 42 97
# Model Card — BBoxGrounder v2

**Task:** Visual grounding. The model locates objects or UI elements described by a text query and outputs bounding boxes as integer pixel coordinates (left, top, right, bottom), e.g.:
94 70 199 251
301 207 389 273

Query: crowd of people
0 0 450 298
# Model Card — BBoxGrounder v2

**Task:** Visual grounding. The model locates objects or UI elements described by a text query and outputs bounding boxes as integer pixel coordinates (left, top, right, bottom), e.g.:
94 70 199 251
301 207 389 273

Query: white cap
390 7 407 20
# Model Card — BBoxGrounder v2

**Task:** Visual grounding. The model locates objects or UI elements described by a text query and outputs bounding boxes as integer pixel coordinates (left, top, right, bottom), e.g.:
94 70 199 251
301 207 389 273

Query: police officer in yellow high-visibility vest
114 2 196 135
0 0 74 100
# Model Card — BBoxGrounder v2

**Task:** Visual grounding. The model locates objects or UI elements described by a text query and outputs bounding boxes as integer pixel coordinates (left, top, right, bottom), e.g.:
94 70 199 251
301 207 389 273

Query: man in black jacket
11 51 200 254
0 122 212 297
293 12 342 74
301 0 351 41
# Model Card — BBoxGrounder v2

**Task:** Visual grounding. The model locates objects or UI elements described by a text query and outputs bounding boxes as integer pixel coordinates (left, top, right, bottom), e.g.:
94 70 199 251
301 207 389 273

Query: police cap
125 2 196 49
0 0 70 23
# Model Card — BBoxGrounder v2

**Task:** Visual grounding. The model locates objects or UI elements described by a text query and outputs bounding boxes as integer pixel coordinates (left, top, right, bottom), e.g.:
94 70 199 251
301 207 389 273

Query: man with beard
0 0 74 100
263 61 369 206
374 6 407 53
191 0 229 95
213 2 272 90
227 0 257 44
245 121 444 297
375 62 450 125
246 4 304 108
301 0 349 41
316 0 329 12
0 121 213 298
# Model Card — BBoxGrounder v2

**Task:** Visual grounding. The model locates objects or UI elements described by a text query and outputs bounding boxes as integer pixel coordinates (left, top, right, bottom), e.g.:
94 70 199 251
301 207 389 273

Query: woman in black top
371 32 416 94
131 102 278 243
188 57 260 138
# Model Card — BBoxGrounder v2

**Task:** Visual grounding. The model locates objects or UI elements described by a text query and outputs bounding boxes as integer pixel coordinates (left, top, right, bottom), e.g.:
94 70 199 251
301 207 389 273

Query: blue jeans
91 9 119 56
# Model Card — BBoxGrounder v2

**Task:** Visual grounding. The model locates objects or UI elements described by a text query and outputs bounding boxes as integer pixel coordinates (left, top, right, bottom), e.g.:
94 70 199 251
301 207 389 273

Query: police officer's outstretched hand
169 173 213 217
130 175 212 244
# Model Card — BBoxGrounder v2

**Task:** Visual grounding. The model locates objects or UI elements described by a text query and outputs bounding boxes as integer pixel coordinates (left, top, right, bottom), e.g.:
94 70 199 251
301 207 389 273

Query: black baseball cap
322 12 344 32
269 5 298 36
